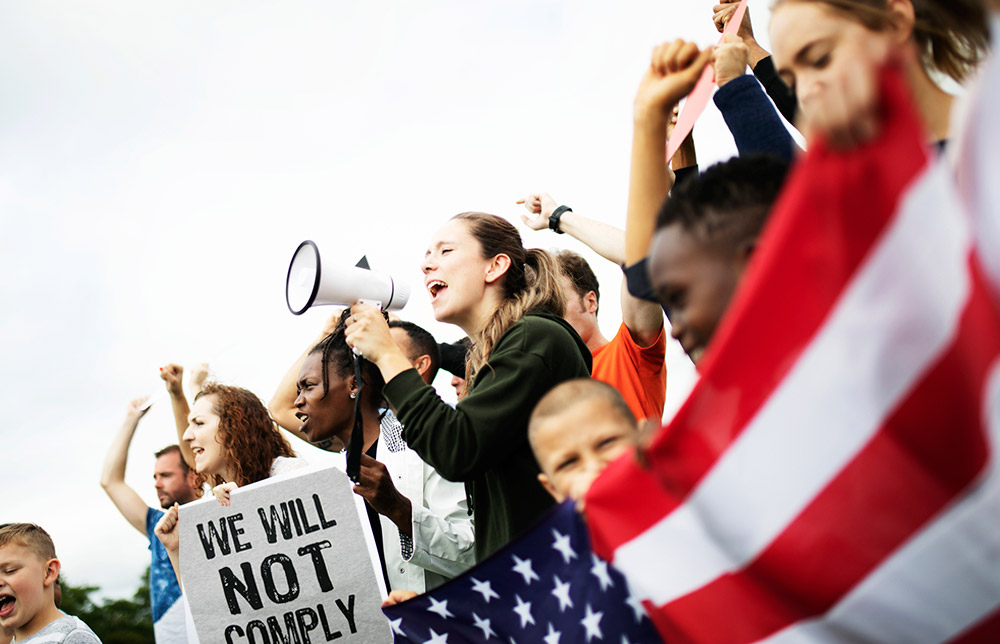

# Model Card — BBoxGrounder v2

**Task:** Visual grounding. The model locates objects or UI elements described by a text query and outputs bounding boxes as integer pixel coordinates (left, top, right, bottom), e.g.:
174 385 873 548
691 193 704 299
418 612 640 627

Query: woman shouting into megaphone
345 212 592 561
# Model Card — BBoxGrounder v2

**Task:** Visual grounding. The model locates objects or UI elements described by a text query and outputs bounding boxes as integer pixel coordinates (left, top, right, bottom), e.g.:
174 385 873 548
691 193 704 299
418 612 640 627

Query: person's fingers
352 483 374 502
382 590 418 607
669 41 701 73
676 47 715 86
713 5 736 31
655 39 685 75
650 42 668 73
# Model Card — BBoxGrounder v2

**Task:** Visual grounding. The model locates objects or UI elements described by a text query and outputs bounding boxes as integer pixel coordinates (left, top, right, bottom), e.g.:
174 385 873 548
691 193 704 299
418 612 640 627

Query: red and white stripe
586 70 1000 643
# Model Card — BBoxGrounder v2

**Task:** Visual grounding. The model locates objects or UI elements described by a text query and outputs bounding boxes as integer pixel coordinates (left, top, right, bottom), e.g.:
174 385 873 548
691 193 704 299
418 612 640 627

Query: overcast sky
1 0 777 598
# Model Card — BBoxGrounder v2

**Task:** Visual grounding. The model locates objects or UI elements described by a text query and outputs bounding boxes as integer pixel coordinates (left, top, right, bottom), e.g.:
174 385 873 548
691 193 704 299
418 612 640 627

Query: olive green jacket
383 312 592 561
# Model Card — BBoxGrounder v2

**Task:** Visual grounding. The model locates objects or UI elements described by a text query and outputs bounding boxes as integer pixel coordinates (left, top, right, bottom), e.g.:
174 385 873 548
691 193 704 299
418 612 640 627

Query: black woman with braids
269 310 476 594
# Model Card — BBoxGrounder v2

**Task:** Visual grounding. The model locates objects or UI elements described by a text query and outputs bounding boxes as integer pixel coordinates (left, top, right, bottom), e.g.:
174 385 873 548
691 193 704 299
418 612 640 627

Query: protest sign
180 466 392 644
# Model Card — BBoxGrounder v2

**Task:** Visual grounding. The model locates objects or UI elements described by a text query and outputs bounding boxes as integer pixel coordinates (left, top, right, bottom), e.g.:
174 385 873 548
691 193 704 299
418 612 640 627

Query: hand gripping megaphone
285 240 410 315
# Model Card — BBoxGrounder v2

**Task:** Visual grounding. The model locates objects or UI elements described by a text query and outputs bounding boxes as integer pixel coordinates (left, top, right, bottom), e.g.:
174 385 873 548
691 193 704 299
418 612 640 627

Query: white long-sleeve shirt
375 410 476 593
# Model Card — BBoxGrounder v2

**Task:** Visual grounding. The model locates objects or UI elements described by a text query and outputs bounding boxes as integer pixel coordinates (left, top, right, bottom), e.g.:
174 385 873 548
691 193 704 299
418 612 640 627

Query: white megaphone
285 240 410 315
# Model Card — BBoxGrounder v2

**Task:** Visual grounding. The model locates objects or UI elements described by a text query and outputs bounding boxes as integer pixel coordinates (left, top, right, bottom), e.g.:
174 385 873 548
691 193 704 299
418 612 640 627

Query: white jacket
375 410 476 593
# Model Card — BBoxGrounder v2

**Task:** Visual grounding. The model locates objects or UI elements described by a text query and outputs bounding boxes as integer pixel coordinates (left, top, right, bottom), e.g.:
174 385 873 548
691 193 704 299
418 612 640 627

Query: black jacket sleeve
752 55 798 126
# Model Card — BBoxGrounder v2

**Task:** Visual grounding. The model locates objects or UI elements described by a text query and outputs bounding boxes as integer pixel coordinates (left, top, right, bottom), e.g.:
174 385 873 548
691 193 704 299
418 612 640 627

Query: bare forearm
626 114 672 264
101 411 152 533
167 391 194 469
619 276 665 346
745 38 771 69
270 344 314 433
167 548 182 592
671 130 697 171
556 212 626 266
100 416 138 488
389 498 413 538
270 326 338 434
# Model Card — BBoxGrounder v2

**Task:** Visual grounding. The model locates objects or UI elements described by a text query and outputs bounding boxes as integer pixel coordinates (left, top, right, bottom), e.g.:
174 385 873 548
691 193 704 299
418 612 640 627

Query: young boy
0 524 101 643
648 155 789 365
528 378 640 503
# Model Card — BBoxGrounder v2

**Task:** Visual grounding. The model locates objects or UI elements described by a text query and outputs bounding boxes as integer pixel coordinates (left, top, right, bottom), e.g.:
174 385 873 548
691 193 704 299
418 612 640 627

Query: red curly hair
194 383 294 488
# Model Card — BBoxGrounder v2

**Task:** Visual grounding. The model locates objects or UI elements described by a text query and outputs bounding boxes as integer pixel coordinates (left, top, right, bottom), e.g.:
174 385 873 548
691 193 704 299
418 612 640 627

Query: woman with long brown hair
345 212 592 560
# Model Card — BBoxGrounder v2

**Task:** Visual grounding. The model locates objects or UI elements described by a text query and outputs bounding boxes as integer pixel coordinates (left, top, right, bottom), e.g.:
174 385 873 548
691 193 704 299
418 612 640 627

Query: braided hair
309 309 386 407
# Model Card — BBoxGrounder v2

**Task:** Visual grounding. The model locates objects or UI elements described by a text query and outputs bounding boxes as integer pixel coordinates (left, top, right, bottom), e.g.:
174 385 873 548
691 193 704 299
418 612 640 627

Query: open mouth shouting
426 279 448 302
295 411 310 436
0 594 15 620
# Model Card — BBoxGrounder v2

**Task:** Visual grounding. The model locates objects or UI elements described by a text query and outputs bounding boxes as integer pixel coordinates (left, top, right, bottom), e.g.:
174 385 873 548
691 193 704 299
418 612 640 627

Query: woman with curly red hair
184 383 301 502
153 384 303 586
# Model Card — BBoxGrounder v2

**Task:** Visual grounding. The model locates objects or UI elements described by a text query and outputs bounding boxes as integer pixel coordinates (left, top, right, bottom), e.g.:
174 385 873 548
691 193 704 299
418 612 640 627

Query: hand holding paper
666 0 748 160
714 33 751 88
634 40 714 124
213 481 238 506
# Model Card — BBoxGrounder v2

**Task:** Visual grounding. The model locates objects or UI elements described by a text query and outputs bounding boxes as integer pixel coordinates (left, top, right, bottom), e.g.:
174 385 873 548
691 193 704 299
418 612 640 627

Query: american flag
382 501 663 643
586 67 1000 643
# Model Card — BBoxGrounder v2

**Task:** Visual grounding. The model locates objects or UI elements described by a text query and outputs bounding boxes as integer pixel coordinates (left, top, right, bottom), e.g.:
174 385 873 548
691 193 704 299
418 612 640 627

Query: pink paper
666 0 749 161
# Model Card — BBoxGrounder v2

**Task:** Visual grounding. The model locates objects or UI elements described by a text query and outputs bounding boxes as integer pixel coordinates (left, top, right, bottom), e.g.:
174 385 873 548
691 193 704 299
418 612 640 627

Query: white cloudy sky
1 0 777 598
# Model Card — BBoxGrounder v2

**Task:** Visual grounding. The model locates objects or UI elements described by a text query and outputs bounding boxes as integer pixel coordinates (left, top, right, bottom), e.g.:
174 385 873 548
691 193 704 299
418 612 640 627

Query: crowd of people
3 0 998 641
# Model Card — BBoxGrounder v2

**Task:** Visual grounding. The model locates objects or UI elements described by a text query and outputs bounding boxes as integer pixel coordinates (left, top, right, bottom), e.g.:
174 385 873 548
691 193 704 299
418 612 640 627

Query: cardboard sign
179 466 392 644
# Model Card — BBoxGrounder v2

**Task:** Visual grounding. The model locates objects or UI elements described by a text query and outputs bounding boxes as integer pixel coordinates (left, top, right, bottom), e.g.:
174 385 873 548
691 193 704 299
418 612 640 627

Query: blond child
0 524 100 643
528 378 639 504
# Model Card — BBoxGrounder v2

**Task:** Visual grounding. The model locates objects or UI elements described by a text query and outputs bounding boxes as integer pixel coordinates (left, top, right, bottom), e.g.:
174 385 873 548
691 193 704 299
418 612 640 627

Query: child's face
533 399 637 503
649 223 745 365
183 395 225 478
0 544 57 633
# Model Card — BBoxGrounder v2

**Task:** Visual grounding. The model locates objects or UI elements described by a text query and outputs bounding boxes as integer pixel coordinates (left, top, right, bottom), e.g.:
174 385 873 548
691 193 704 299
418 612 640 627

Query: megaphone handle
345 354 366 483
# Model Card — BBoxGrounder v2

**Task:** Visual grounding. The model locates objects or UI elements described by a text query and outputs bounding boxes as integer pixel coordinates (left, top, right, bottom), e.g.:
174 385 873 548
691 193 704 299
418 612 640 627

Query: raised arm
154 504 183 590
160 364 195 470
713 34 798 162
186 362 210 400
519 193 664 346
714 0 798 123
518 193 626 266
269 312 344 441
626 40 714 266
100 398 153 534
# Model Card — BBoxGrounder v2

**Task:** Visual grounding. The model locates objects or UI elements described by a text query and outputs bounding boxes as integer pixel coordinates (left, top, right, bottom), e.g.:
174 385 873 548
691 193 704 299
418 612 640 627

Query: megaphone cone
285 240 410 315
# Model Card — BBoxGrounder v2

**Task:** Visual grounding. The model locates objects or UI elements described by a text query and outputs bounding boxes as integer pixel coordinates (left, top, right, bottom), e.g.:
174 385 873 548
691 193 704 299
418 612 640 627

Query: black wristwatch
549 205 572 234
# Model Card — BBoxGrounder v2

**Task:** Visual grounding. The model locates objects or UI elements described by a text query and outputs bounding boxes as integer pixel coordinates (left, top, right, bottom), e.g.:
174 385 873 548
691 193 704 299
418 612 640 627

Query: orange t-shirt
591 322 667 421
